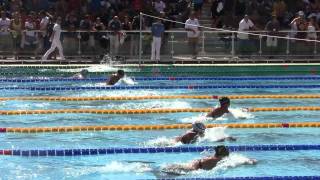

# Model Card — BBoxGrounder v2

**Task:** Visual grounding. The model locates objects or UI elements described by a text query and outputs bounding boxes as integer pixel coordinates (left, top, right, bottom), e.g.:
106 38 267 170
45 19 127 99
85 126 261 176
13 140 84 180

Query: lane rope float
0 107 320 115
2 85 320 91
2 122 320 133
0 144 319 156
2 94 320 101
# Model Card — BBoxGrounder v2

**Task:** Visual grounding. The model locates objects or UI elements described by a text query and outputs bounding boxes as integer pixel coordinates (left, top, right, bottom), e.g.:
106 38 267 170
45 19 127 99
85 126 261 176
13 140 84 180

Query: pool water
0 67 320 179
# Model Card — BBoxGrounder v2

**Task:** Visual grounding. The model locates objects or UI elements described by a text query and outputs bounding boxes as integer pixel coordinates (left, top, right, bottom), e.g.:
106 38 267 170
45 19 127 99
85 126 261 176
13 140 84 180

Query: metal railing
0 30 319 63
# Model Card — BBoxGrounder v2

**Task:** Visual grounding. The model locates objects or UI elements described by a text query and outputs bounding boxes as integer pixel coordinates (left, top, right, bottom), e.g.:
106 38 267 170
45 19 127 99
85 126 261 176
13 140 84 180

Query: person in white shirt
238 14 257 55
37 10 51 53
23 12 38 48
307 16 318 40
42 17 65 61
185 12 201 59
0 11 12 54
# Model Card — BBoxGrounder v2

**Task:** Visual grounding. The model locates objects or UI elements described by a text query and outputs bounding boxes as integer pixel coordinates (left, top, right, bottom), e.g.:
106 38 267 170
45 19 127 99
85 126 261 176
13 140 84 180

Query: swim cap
215 145 229 157
192 121 206 134
81 69 89 74
118 70 125 76
219 96 230 105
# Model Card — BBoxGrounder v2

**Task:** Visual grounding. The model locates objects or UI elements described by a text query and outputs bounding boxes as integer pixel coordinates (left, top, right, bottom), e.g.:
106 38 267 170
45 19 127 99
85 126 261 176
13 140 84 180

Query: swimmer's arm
177 133 194 144
206 109 216 118
244 159 257 165
216 136 237 142
106 75 115 85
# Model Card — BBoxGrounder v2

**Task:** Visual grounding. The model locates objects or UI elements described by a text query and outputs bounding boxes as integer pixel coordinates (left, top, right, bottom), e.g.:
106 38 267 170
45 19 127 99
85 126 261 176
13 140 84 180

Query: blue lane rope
3 85 320 91
1 76 320 82
2 144 319 157
151 176 320 180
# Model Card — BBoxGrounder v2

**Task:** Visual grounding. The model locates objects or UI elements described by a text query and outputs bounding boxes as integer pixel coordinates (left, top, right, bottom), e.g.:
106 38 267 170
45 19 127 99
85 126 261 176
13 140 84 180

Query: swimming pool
0 65 320 179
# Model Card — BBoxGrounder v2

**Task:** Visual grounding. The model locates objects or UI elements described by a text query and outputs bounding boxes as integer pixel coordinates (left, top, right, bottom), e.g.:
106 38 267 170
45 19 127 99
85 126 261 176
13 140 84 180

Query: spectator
42 17 65 61
211 0 224 28
11 11 23 55
37 10 52 54
238 14 257 56
23 12 38 50
93 17 106 51
108 15 122 56
121 15 132 31
307 16 318 40
79 14 93 52
185 12 201 59
130 14 145 56
154 0 166 13
151 18 165 62
290 11 307 40
272 0 287 27
193 0 204 16
63 12 79 55
265 15 280 52
0 10 12 56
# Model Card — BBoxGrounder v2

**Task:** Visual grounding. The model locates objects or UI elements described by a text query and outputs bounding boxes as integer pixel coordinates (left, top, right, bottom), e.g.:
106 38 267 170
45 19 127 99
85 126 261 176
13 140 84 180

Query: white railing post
259 34 262 56
199 31 206 55
286 34 290 55
77 32 81 55
314 40 317 55
170 34 174 58
231 32 235 57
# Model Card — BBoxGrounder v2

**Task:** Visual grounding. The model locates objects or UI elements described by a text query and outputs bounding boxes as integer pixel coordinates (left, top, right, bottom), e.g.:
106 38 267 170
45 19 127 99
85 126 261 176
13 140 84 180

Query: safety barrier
2 122 320 133
2 76 320 82
0 144 319 156
1 94 320 102
1 107 320 115
2 85 320 91
151 176 320 180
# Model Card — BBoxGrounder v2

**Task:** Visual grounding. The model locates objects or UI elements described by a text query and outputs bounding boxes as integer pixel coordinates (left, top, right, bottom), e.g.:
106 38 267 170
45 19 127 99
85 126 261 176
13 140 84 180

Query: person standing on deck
42 17 65 61
151 17 165 62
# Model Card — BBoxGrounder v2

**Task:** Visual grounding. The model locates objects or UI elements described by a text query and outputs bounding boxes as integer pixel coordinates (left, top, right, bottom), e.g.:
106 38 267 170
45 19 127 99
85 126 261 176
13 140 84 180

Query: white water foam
64 161 152 177
144 137 182 147
145 127 233 147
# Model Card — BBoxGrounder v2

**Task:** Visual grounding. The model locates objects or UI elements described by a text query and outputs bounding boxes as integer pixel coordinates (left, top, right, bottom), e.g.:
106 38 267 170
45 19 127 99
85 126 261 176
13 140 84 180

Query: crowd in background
0 0 319 57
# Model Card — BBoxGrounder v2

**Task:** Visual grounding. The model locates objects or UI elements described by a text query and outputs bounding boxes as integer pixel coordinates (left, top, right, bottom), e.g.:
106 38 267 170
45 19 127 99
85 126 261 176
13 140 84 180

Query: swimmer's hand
226 136 237 141
241 108 249 112
244 159 257 165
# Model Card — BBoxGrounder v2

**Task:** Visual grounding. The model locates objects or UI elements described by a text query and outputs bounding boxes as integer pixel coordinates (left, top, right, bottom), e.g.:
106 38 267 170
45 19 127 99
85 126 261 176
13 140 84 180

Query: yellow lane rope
5 122 320 133
1 107 320 115
1 94 320 101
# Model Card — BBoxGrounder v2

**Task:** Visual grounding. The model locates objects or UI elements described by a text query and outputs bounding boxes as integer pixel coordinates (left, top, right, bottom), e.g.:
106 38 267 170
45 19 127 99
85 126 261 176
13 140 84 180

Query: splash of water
144 137 182 147
102 161 152 173
228 108 254 119
201 127 231 142
145 127 232 147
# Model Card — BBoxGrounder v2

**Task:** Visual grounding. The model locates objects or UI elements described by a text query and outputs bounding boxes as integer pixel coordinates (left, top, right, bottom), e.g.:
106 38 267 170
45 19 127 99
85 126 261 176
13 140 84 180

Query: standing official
151 18 165 62
42 17 65 61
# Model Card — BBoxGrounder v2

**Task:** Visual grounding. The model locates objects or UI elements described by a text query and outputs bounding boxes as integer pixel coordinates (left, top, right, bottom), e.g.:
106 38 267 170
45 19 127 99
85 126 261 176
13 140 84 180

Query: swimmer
206 96 230 119
73 69 89 79
107 69 125 85
162 145 256 173
175 121 206 144
175 121 236 144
